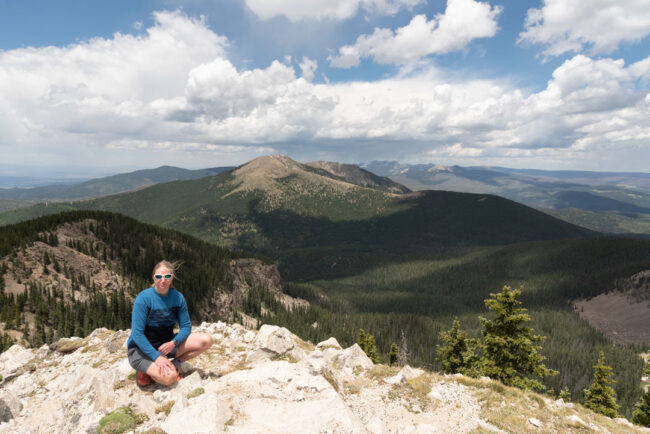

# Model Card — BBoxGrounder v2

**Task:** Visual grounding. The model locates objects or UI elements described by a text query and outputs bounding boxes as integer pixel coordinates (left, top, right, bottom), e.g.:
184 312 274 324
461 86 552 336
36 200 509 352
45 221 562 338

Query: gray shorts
127 346 178 373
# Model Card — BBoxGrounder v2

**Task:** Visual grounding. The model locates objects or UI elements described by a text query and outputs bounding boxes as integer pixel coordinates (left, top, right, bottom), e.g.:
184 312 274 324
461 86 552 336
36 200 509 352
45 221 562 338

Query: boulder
162 392 231 434
253 324 296 355
566 415 587 427
52 337 84 354
338 344 373 370
316 337 342 351
0 391 21 421
105 330 129 353
0 345 35 378
400 365 425 381
614 417 634 427
528 417 542 427
0 399 13 423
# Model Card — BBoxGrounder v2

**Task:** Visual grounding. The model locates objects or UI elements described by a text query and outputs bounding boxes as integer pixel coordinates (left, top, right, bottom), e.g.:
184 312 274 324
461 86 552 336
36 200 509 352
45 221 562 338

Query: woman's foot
136 371 151 386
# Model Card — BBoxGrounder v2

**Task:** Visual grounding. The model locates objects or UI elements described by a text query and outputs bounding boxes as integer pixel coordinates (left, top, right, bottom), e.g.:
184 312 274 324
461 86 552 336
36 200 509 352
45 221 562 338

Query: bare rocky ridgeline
1 323 647 434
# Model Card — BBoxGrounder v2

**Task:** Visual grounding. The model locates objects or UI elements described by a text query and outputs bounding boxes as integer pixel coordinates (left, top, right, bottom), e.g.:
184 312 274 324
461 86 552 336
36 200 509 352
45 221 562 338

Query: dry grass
453 375 640 433
294 338 315 352
154 401 175 416
366 364 399 381
187 387 205 399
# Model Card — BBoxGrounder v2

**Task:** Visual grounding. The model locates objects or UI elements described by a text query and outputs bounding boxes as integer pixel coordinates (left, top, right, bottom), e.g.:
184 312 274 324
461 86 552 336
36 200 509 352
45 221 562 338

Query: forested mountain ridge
0 165 233 209
362 161 650 235
0 210 301 350
0 155 593 253
306 160 411 194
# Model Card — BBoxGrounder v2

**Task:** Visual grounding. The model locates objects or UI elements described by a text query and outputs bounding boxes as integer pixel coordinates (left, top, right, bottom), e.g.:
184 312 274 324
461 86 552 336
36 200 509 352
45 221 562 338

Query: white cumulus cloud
329 0 502 67
244 0 423 22
519 0 650 57
0 9 648 170
299 57 318 82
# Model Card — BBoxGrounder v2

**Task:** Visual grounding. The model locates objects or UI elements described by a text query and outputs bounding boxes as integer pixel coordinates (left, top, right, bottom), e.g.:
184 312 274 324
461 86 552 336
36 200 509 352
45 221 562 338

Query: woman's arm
130 294 161 360
172 293 192 347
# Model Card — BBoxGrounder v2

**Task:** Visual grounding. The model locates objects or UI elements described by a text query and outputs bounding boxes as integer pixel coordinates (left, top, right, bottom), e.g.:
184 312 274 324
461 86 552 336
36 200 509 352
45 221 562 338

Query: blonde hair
152 260 182 281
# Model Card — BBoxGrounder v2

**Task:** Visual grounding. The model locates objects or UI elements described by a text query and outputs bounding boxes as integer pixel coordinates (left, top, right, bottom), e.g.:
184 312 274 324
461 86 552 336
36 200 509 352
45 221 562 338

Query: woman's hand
154 355 175 376
158 340 176 356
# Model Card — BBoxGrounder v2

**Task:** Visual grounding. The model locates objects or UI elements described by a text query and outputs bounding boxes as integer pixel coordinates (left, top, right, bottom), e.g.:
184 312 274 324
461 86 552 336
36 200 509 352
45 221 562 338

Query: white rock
169 371 202 404
566 414 587 426
153 389 171 403
427 389 443 401
614 417 634 427
300 356 326 376
243 330 256 343
35 345 50 358
366 416 384 434
246 348 272 364
476 419 507 433
338 344 373 370
0 345 35 378
90 369 121 412
528 417 543 427
316 337 342 351
399 365 424 381
234 394 362 433
115 358 134 378
253 324 296 355
384 373 404 385
0 391 21 421
321 347 341 365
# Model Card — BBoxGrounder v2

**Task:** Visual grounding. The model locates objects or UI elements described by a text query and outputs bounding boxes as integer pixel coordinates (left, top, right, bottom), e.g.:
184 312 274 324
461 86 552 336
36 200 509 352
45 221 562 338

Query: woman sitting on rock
127 260 213 387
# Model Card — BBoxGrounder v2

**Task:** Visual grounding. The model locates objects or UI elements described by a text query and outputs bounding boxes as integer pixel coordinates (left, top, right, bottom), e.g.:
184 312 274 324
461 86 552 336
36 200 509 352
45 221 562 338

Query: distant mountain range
3 158 650 234
0 155 590 251
0 165 233 204
362 161 650 235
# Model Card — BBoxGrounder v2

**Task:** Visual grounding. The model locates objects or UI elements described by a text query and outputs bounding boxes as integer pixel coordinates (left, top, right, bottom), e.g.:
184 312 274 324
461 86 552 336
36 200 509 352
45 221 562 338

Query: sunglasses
154 274 173 280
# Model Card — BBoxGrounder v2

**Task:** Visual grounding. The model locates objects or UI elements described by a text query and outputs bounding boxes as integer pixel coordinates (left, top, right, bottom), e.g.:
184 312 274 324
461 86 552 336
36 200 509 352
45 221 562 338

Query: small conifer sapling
583 351 619 418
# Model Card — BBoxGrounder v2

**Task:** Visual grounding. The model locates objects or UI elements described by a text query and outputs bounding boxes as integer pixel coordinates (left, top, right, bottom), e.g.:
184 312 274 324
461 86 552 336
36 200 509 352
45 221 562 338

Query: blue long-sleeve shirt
126 287 192 361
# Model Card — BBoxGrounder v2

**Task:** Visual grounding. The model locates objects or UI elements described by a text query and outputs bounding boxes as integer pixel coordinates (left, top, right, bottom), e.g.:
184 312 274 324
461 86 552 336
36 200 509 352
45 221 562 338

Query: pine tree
358 329 368 352
388 342 398 366
632 390 650 426
559 388 571 402
358 329 378 363
437 318 480 376
479 286 557 391
584 351 619 418
365 334 379 364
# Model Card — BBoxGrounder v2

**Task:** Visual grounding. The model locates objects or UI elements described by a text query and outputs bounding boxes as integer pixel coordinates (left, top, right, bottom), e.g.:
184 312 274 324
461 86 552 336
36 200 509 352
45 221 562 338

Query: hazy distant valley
1 155 650 416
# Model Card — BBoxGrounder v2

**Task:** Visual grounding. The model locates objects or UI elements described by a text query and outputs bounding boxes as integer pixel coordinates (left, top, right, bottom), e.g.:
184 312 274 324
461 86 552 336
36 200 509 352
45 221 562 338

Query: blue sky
1 0 649 176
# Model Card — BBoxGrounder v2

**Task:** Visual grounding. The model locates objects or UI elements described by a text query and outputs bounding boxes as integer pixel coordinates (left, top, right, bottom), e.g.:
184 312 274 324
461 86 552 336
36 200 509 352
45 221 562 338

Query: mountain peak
227 155 356 197
307 160 411 194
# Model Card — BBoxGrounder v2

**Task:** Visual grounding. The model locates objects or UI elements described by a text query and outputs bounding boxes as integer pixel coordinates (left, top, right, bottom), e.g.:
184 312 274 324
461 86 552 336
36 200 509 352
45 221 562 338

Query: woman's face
153 266 174 295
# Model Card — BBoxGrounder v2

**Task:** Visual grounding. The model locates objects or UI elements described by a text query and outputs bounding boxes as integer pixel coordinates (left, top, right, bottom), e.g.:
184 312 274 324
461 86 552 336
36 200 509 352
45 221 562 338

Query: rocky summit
0 323 647 434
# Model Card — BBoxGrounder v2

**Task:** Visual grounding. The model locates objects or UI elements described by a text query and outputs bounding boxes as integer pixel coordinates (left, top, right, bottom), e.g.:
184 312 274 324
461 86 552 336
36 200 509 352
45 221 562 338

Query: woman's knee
201 333 213 349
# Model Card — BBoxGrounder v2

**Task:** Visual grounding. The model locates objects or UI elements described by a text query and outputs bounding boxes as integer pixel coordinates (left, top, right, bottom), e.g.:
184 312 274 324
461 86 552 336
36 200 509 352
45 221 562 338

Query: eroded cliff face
198 258 308 323
0 219 305 338
0 323 645 434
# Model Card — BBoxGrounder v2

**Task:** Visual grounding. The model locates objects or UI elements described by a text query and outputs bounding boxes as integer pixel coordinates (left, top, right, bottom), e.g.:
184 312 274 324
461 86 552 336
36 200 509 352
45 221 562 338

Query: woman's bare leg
174 332 213 361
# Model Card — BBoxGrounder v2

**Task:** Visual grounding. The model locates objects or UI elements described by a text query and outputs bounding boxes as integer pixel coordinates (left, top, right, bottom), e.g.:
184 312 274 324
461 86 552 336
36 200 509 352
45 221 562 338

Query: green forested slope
0 210 254 345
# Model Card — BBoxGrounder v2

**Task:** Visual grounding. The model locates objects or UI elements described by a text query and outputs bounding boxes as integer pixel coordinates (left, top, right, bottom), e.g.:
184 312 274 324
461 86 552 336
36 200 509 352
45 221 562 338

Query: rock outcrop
0 323 647 433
